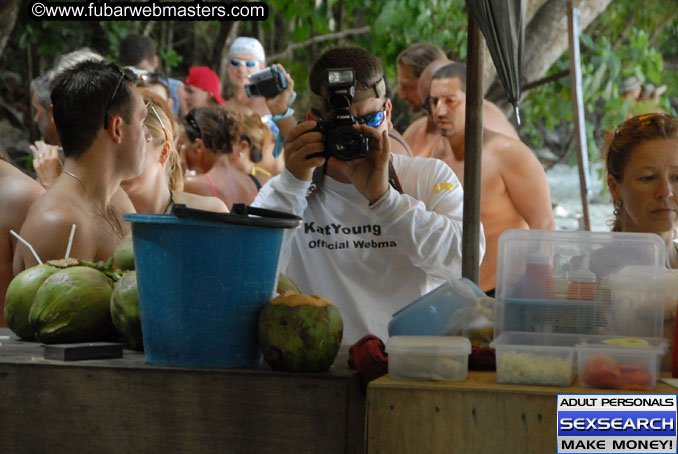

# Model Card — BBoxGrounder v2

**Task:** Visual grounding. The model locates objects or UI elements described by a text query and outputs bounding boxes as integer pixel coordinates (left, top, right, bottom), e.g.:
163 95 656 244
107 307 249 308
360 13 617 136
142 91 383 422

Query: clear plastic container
386 336 471 381
577 337 666 390
491 332 578 386
495 230 665 336
388 278 485 336
492 230 668 387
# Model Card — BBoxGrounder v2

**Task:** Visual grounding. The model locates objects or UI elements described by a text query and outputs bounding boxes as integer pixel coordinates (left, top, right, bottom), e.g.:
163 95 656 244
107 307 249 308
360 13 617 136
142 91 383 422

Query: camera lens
328 125 368 161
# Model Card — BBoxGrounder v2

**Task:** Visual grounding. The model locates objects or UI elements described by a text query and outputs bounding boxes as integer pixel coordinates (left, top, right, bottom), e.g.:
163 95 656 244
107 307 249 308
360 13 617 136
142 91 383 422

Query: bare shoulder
482 101 519 139
0 166 44 229
111 187 136 213
402 116 428 144
483 129 534 161
173 191 228 213
22 191 85 236
15 191 93 271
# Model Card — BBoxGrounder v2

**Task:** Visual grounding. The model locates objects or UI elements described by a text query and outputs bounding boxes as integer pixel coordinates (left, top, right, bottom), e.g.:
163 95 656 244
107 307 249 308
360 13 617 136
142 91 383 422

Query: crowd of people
1 36 676 347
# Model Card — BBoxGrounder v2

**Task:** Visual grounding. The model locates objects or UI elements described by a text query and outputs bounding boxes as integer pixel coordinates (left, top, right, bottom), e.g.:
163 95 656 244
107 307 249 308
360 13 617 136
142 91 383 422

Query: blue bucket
124 204 302 368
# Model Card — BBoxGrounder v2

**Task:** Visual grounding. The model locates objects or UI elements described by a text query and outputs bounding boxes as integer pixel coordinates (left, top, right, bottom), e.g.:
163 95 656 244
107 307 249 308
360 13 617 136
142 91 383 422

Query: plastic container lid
386 336 472 356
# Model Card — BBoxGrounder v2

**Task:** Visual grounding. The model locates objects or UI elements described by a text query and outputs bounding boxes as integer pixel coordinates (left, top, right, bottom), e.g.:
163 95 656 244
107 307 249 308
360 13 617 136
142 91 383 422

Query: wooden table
0 329 365 454
366 371 676 454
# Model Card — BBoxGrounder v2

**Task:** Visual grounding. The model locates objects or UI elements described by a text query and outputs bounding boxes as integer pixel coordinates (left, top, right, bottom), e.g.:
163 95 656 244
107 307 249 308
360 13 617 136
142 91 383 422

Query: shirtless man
0 153 44 325
14 61 150 273
396 42 447 113
429 62 555 293
404 59 520 159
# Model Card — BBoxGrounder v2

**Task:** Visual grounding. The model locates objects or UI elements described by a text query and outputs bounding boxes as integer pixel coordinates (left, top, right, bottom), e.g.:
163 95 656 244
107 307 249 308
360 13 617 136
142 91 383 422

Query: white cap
228 37 265 64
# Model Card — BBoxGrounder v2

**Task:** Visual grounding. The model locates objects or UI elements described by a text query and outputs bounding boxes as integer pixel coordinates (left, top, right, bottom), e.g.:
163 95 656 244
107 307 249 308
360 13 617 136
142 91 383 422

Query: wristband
271 107 295 122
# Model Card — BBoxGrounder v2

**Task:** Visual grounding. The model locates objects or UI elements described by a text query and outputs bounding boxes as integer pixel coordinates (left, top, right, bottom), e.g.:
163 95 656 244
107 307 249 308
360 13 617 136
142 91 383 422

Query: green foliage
372 0 467 63
520 27 675 165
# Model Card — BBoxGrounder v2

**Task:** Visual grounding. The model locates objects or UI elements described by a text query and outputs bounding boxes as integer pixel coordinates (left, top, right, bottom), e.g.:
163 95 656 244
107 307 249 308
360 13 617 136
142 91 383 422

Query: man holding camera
255 47 485 345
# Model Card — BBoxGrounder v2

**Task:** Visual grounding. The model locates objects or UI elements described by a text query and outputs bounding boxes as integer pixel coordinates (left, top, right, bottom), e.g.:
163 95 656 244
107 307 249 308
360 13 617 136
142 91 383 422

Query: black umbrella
466 0 524 123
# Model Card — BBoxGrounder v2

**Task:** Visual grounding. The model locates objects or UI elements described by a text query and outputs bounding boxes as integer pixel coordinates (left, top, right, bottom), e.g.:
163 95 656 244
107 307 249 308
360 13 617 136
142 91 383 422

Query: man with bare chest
429 62 555 293
14 61 150 273
405 58 519 160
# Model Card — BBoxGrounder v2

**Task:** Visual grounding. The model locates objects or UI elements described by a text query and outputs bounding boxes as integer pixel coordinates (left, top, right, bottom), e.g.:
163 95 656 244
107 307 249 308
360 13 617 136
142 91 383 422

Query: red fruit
583 353 622 388
619 364 653 390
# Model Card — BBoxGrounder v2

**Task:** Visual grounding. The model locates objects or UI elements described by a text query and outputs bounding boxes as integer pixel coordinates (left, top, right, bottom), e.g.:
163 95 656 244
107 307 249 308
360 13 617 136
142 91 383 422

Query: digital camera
312 68 369 161
245 66 288 98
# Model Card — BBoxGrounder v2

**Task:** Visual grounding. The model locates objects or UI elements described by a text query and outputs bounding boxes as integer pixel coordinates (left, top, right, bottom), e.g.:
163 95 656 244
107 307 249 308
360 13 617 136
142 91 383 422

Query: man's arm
370 156 486 282
496 136 555 230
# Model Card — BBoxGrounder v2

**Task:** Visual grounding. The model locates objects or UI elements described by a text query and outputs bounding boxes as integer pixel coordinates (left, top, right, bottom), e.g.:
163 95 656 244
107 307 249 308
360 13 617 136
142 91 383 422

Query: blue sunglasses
230 58 258 68
357 104 387 128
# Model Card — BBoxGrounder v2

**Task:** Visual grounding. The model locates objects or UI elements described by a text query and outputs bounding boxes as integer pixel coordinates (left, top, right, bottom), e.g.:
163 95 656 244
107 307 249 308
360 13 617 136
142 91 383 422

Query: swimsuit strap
204 174 218 197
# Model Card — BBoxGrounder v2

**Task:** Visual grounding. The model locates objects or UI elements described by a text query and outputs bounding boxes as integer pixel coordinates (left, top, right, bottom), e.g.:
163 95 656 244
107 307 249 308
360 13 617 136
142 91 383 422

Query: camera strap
310 78 387 112
305 159 403 201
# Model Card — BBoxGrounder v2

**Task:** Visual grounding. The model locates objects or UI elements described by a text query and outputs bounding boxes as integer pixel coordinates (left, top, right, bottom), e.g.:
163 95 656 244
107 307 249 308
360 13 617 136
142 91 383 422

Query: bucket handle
171 204 302 229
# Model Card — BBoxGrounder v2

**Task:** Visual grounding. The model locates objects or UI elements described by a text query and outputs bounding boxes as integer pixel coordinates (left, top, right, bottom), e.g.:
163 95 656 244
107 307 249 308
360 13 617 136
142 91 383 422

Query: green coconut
112 232 135 271
4 264 59 340
110 270 143 351
258 294 343 372
277 273 302 295
29 266 114 344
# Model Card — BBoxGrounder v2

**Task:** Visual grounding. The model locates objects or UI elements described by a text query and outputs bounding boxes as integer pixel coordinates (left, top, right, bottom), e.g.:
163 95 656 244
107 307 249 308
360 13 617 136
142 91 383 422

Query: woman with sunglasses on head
604 113 678 372
180 106 260 210
121 89 228 214
222 37 271 117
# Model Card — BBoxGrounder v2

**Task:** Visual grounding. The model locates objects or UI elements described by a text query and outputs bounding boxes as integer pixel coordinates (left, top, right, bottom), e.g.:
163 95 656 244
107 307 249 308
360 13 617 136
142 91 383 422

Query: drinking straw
9 230 43 265
65 224 76 259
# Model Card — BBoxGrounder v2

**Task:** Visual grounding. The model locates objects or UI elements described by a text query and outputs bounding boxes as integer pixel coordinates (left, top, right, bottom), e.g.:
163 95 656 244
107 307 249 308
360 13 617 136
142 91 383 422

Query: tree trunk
485 0 613 112
0 0 20 59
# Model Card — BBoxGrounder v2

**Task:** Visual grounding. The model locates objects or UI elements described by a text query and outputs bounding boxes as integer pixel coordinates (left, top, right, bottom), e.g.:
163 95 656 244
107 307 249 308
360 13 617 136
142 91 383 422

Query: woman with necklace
121 90 227 214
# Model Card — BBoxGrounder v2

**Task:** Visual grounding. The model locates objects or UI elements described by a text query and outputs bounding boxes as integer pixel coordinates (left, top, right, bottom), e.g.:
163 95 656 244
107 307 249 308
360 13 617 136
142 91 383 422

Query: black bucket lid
170 203 302 229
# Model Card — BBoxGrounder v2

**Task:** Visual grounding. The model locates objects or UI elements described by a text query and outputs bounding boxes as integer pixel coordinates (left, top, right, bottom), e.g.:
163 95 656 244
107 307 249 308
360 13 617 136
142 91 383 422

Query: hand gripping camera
311 68 369 161
245 66 288 98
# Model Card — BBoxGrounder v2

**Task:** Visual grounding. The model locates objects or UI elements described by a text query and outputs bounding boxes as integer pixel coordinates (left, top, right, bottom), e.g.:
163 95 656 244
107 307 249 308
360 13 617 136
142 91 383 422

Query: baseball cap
227 37 265 64
183 66 225 104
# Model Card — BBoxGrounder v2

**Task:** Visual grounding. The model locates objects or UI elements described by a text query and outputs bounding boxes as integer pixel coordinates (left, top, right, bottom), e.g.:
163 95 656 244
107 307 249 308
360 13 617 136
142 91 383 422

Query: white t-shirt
254 153 485 344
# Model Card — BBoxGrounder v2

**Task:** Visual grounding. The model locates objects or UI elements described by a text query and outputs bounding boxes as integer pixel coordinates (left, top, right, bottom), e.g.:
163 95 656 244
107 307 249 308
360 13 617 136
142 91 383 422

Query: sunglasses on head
230 58 258 68
184 112 202 140
146 102 168 142
103 66 136 129
614 113 676 138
